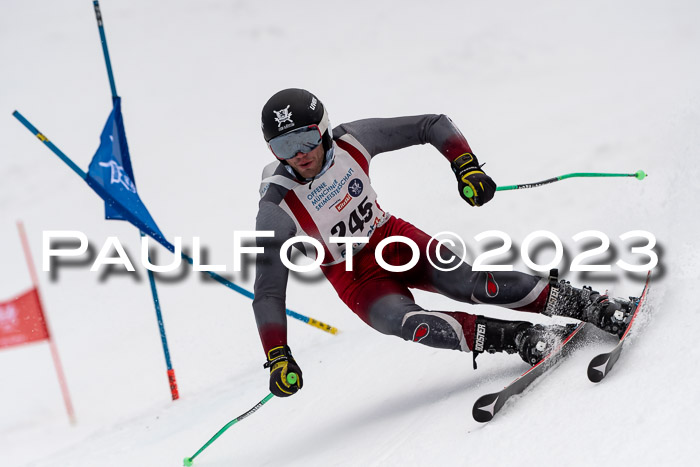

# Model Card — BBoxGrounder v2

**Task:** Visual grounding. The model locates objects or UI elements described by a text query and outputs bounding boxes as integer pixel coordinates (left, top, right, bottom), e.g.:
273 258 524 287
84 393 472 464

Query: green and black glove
450 152 497 207
264 345 303 397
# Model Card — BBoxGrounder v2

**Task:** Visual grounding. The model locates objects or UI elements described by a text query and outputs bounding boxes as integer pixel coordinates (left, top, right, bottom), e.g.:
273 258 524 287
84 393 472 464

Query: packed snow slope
2 1 699 466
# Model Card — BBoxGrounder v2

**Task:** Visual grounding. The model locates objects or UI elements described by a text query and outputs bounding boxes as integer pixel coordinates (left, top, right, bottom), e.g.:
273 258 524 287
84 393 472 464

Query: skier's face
286 143 325 179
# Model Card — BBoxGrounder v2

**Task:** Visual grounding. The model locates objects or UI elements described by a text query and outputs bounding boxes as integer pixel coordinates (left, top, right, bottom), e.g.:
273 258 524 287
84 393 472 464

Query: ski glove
264 345 303 397
450 153 497 207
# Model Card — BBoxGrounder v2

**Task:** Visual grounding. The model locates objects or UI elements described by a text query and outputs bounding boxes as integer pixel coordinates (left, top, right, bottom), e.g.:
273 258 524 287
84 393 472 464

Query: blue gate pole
93 0 180 400
93 1 118 99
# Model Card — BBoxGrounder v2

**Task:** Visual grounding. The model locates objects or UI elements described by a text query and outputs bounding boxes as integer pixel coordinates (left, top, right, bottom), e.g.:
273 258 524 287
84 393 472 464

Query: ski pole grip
287 372 298 385
462 186 475 198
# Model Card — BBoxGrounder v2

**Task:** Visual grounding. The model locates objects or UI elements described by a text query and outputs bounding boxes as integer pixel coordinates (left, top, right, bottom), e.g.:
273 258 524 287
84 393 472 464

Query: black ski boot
515 322 577 365
472 316 574 367
543 270 633 338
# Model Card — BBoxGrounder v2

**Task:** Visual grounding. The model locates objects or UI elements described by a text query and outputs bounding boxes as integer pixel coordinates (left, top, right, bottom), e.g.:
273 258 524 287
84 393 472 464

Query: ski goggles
268 125 323 160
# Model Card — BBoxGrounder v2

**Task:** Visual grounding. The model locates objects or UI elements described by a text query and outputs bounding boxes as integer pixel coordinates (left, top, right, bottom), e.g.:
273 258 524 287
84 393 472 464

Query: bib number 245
330 196 373 236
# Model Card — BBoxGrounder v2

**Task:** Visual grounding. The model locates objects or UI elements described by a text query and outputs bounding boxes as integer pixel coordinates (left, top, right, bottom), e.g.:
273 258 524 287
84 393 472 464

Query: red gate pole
17 221 76 425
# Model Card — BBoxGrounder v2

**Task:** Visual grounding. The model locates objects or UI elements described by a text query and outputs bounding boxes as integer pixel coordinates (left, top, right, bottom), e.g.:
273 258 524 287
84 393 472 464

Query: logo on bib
348 178 363 197
334 193 353 212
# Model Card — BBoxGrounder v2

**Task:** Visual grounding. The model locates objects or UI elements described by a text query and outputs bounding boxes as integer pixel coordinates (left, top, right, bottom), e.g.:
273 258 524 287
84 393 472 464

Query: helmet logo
273 105 294 128
309 97 317 110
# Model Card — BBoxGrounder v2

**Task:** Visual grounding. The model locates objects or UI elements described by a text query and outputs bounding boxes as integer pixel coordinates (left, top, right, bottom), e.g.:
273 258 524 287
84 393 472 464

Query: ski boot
472 316 575 367
543 269 634 338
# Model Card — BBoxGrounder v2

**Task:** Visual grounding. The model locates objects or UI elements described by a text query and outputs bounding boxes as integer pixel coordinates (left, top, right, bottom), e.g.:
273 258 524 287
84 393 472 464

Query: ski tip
472 393 499 423
183 457 194 466
587 365 605 383
473 409 494 423
587 353 611 383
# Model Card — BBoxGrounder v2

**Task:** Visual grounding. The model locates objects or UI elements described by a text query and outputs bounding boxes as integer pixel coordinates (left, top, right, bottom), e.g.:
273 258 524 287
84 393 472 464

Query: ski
472 322 587 423
587 272 652 383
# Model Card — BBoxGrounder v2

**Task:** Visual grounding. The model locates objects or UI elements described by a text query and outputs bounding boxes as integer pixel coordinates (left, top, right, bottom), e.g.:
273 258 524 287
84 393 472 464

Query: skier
254 88 632 397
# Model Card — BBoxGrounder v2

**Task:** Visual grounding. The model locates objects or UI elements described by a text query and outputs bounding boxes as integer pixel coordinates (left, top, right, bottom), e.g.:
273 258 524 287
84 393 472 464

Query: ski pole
183 373 298 466
462 169 647 199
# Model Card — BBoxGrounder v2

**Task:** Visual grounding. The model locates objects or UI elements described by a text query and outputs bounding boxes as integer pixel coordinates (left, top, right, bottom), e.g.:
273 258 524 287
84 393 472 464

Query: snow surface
1 0 699 466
